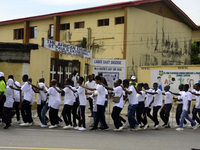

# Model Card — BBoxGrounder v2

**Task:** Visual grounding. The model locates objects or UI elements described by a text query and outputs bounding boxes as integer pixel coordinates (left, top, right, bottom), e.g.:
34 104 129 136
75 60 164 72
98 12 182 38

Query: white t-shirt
164 91 172 104
113 86 124 109
195 91 200 109
127 85 138 105
63 86 74 106
153 89 162 106
178 91 184 104
21 82 33 102
145 89 153 108
38 82 47 101
105 89 108 102
85 80 96 96
72 74 79 88
91 91 98 112
47 87 61 109
96 84 106 106
4 79 14 108
71 87 77 102
137 91 145 102
30 87 34 105
14 81 20 102
77 86 87 106
181 91 192 111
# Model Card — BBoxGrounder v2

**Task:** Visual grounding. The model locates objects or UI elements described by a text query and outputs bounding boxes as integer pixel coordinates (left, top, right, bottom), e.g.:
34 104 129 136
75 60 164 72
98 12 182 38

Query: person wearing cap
0 72 6 125
130 76 138 88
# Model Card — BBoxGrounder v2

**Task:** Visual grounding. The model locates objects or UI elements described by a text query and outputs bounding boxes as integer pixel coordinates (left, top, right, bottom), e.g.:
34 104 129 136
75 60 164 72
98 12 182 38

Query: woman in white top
14 81 21 123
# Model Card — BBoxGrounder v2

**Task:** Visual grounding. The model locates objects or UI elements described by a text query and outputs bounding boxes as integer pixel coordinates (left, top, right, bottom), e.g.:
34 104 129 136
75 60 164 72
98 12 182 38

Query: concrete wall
126 7 192 78
30 46 51 86
192 29 200 42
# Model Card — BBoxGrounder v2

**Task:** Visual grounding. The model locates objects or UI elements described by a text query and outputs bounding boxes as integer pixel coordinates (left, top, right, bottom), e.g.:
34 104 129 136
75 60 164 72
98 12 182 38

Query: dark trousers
152 106 161 126
94 105 108 129
136 102 145 125
143 107 153 125
72 101 79 125
2 106 12 126
192 106 200 125
119 116 126 123
111 106 123 129
0 95 6 118
28 105 33 123
49 107 59 125
88 98 93 116
21 100 32 123
62 104 73 126
176 104 187 125
160 104 172 125
78 106 85 128
14 102 20 121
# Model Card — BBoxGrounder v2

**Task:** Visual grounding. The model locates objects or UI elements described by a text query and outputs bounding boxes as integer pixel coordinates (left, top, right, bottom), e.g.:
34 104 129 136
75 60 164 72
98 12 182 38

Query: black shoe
4 124 11 129
162 124 166 127
90 127 98 131
165 125 170 128
101 126 109 131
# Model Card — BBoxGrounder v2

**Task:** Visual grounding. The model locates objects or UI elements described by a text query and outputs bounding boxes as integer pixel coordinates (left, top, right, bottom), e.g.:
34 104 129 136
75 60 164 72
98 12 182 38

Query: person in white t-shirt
190 83 200 125
71 81 79 127
13 81 21 123
173 84 198 131
2 75 15 129
55 78 74 129
46 79 61 129
68 77 87 131
143 83 154 129
170 84 187 127
71 70 79 88
146 83 163 129
85 75 96 117
160 85 172 128
81 76 109 131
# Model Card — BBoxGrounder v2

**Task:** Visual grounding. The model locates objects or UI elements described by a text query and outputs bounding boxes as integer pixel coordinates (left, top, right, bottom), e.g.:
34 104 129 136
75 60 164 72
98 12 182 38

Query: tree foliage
191 41 200 64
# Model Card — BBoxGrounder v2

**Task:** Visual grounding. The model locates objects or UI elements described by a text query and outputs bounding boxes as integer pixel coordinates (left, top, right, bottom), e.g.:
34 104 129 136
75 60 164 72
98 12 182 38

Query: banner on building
91 58 126 87
43 38 92 58
151 70 200 92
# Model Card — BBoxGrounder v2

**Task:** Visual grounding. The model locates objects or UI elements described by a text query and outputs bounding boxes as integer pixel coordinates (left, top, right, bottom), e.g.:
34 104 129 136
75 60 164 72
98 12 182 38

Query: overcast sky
0 0 199 25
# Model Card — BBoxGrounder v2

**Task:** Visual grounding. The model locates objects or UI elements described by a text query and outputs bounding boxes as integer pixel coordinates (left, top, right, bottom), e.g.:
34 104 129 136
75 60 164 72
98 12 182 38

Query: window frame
74 21 85 29
29 26 37 39
13 28 24 40
49 24 54 37
97 18 109 27
61 23 70 30
115 16 124 25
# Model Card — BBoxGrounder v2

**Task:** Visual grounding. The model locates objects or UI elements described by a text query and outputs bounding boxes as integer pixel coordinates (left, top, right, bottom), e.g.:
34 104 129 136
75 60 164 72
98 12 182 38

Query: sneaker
113 128 118 131
162 124 166 127
29 122 33 126
174 124 179 128
78 127 86 131
74 126 80 130
136 124 142 131
144 124 148 130
90 127 98 131
123 121 128 128
40 124 48 128
98 126 104 129
89 123 94 127
4 124 11 129
118 126 124 131
101 126 109 131
153 125 159 130
130 128 136 131
183 123 188 128
49 125 58 129
20 123 29 127
193 123 199 130
63 125 73 129
187 124 193 128
176 127 184 131
58 121 64 126
15 120 20 124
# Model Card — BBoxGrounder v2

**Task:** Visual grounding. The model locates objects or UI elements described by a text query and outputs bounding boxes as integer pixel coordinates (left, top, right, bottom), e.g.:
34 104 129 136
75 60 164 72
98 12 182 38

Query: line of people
0 71 199 132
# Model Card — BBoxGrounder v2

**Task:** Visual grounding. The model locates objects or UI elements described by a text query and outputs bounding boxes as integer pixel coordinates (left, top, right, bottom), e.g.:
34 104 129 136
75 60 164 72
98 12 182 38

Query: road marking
0 147 94 150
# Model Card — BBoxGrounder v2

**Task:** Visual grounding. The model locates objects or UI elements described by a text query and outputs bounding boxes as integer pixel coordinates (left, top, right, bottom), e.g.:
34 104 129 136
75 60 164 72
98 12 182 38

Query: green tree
80 37 87 48
191 41 200 64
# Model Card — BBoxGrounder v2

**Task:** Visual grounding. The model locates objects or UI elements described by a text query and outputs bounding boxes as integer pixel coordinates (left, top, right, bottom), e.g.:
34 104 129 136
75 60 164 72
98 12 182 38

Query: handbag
113 92 123 103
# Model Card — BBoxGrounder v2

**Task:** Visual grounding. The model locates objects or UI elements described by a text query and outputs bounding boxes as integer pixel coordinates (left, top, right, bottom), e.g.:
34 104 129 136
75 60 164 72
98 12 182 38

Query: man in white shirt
2 75 15 129
85 75 96 117
71 70 79 88
160 85 172 128
174 84 198 131
146 83 163 129
81 76 109 131
14 81 21 123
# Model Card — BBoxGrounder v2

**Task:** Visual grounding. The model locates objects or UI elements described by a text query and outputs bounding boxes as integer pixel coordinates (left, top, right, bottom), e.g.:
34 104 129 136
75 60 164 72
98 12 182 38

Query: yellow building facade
0 0 198 86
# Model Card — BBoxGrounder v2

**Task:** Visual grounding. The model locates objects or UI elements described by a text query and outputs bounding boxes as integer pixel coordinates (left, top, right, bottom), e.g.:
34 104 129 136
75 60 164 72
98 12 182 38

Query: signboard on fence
91 58 126 87
151 70 200 92
43 38 92 58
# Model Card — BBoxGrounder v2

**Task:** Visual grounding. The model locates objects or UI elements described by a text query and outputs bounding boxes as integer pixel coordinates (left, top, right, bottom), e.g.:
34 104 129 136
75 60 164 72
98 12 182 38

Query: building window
115 17 124 25
98 19 109 27
14 28 24 40
74 22 84 29
30 26 37 38
49 24 54 37
61 23 70 30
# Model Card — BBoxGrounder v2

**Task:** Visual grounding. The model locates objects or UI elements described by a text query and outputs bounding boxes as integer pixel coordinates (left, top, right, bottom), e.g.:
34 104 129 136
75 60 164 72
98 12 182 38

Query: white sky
0 0 199 25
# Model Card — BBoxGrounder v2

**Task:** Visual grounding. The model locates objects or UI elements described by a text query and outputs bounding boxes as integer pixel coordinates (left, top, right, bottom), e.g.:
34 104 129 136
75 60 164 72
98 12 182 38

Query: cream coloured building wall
126 7 192 78
192 29 200 42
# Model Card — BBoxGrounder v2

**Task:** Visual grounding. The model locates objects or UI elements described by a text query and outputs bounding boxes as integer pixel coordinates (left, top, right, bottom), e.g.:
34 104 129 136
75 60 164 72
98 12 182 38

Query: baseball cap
131 76 136 80
0 72 4 77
